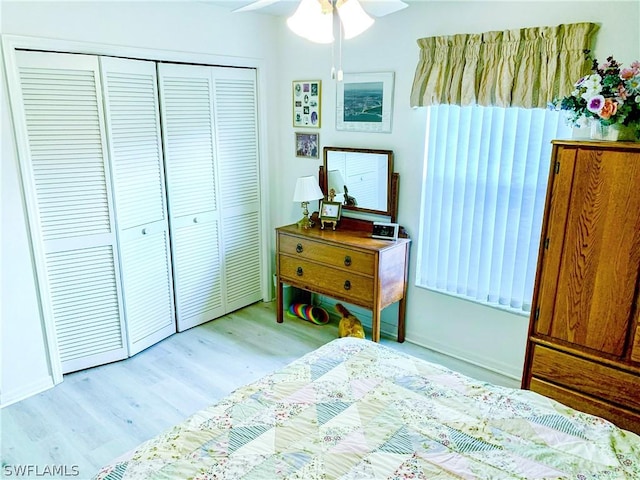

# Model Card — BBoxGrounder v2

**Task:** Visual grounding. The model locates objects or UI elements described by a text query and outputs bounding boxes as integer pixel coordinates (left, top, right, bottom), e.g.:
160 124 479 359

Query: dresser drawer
278 234 374 276
279 255 374 304
529 344 640 412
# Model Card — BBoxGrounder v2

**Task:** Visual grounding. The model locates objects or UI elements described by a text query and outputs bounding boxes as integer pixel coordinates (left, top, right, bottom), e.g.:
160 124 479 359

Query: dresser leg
276 280 284 323
372 310 381 343
397 297 406 343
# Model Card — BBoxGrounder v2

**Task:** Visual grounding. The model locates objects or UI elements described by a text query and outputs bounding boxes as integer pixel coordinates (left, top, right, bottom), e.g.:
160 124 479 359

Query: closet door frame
2 34 272 387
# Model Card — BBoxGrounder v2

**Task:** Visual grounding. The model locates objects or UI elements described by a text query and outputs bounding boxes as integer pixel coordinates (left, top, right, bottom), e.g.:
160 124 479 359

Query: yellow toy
336 303 365 339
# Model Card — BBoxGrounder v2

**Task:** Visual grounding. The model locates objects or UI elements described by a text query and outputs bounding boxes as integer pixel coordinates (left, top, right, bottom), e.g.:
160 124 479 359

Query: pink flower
587 95 605 114
631 61 640 70
599 99 618 119
620 68 636 80
618 85 628 100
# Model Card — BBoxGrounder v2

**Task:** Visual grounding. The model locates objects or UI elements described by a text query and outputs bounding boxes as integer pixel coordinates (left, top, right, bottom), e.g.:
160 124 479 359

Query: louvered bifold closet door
100 57 176 355
212 68 262 311
157 63 225 331
13 51 127 373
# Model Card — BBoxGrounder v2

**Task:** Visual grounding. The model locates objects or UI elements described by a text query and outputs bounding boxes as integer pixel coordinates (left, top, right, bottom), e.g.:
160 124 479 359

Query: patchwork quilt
95 337 640 479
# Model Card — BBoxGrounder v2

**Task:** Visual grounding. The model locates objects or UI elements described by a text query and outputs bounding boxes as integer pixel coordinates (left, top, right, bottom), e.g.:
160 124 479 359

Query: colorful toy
287 303 330 325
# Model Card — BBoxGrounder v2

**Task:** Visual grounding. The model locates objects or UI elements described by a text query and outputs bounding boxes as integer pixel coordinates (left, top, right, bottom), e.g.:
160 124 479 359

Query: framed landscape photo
295 132 319 159
293 80 321 128
336 72 394 133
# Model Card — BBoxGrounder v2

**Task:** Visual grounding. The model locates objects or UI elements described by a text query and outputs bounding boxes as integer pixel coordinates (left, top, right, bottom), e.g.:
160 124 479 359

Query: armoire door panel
100 57 176 355
14 50 128 373
535 145 577 337
544 147 640 356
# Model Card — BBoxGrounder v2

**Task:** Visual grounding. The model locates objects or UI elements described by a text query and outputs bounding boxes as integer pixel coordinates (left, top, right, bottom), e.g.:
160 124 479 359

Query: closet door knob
141 228 147 235
343 280 351 290
193 217 198 223
344 256 351 266
296 243 303 253
296 267 303 276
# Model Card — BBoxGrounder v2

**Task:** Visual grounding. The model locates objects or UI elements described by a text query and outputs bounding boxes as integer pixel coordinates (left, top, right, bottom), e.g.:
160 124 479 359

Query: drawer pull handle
344 256 352 266
344 280 351 290
296 243 303 253
296 267 303 276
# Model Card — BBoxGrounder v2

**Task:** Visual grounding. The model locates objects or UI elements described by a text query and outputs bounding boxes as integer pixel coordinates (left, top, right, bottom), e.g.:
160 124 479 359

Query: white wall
0 0 281 406
272 1 640 384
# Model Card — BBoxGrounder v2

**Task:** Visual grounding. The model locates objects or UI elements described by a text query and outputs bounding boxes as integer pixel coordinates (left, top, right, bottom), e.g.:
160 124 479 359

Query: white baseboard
312 295 520 388
0 376 55 408
407 334 522 388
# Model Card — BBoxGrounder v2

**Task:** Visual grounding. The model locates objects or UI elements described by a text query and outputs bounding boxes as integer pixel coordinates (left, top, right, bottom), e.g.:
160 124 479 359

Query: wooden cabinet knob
296 266 303 276
296 243 303 253
344 256 351 266
344 280 351 290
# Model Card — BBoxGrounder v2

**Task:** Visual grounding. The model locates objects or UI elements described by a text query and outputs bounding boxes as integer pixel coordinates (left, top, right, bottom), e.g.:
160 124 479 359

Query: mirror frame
322 146 394 220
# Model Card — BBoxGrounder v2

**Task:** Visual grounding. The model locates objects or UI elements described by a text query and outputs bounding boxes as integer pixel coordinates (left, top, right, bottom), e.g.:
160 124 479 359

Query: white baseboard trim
0 376 55 408
407 334 523 388
312 295 520 388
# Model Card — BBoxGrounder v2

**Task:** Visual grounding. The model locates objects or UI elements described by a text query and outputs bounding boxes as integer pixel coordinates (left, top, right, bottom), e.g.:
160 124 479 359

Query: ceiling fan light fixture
286 0 334 44
336 0 374 39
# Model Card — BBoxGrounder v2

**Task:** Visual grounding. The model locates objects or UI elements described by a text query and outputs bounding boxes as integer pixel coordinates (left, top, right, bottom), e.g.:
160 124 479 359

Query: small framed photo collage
293 80 321 160
293 80 321 128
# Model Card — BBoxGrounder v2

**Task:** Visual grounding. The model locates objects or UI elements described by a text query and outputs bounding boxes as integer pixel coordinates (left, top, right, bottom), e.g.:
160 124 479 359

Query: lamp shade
327 169 345 194
336 0 374 40
286 0 334 44
293 175 324 202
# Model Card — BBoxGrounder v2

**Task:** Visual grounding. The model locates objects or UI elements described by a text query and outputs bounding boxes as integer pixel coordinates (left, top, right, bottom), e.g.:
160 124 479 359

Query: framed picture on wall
293 80 321 128
295 132 320 159
336 72 394 133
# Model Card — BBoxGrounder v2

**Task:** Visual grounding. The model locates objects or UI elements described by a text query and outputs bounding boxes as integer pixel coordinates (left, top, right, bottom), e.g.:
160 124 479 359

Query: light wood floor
1 301 452 479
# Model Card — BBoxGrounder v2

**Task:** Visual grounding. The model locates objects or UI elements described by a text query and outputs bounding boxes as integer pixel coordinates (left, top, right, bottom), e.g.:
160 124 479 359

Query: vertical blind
416 104 571 313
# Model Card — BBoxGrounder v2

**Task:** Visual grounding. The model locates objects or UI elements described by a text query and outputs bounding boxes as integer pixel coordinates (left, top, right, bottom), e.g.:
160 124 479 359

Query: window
416 104 571 314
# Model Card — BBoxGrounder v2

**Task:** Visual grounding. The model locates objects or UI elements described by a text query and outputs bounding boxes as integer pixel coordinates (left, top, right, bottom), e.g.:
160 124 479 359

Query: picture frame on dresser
319 200 341 230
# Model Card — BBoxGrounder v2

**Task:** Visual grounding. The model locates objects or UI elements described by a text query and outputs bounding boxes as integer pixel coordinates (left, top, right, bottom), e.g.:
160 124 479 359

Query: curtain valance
410 22 599 109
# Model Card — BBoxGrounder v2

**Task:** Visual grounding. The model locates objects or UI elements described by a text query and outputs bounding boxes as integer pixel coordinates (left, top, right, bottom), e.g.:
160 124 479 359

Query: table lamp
293 175 324 229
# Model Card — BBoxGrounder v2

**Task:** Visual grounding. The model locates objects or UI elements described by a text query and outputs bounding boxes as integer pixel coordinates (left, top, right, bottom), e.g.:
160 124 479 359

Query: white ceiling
205 0 415 18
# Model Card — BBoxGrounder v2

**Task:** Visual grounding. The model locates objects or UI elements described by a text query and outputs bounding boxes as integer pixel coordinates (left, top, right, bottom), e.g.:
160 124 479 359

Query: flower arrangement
550 51 640 140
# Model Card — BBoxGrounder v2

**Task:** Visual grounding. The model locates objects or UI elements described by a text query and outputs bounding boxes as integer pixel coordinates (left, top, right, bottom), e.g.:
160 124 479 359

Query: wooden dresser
522 140 640 434
276 223 410 342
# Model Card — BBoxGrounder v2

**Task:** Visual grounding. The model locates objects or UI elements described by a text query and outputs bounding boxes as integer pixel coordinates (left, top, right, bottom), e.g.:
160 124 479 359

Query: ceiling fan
233 0 409 19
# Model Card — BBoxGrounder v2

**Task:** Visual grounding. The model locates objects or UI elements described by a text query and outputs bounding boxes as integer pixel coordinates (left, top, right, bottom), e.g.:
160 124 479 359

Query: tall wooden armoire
522 140 640 434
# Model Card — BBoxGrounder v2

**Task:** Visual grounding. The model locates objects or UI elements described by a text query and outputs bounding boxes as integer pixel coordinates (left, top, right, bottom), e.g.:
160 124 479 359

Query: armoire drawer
278 234 374 276
279 255 374 304
529 378 640 434
529 344 640 412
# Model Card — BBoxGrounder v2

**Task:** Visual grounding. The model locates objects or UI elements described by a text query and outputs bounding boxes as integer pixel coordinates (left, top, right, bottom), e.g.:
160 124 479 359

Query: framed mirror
322 147 394 219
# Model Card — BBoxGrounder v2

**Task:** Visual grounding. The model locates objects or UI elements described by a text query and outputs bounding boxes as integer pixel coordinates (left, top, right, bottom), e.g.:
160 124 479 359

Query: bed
95 337 640 479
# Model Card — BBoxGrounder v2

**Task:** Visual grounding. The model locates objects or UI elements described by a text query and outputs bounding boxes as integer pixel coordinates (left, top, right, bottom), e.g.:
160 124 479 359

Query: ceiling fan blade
360 0 408 17
233 0 282 13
